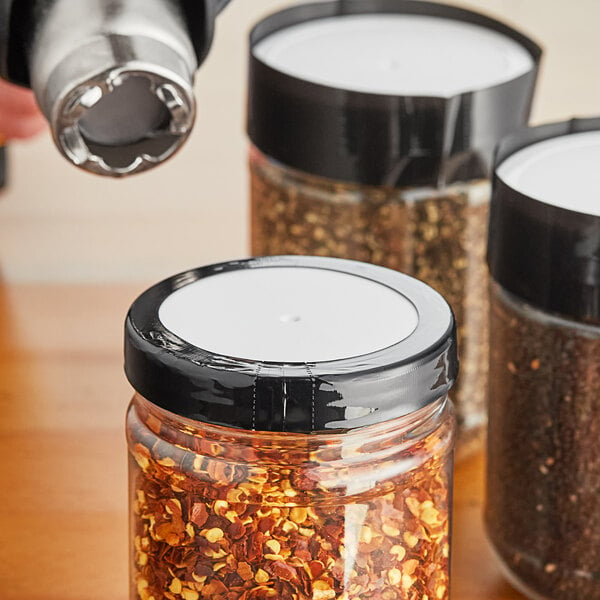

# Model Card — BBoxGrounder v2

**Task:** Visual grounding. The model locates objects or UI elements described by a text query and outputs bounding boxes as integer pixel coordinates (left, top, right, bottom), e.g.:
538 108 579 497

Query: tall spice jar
247 0 541 458
486 118 600 600
125 256 458 600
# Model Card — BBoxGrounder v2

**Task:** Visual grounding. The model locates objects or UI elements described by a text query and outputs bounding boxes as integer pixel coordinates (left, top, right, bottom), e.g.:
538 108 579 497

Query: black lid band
124 256 457 433
247 0 541 188
489 117 600 323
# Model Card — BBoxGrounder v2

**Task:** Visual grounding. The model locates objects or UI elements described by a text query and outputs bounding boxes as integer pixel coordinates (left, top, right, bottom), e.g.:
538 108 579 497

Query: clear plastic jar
251 148 489 457
125 256 458 600
128 394 454 600
247 1 540 458
486 285 600 600
486 119 600 599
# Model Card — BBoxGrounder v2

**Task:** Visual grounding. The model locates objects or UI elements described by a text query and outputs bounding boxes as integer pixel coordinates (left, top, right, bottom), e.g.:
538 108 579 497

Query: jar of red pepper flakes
248 0 541 461
124 256 457 600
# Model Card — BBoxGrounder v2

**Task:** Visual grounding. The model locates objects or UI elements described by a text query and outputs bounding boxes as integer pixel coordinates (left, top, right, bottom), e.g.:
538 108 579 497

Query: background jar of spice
247 0 541 458
125 255 458 600
486 118 600 600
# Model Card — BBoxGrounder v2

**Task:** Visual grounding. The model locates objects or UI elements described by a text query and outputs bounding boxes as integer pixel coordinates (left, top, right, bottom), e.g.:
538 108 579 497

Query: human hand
0 78 46 140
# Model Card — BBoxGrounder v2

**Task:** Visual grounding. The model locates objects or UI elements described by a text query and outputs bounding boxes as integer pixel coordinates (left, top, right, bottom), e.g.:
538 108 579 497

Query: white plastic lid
158 266 419 363
497 131 600 217
253 14 534 97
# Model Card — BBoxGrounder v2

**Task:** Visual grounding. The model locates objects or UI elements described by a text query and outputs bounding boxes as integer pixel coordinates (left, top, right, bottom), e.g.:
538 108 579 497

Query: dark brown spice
128 396 453 600
486 285 600 599
250 148 488 458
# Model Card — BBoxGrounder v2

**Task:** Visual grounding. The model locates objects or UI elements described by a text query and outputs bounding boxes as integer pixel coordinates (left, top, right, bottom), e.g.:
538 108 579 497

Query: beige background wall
1 0 598 282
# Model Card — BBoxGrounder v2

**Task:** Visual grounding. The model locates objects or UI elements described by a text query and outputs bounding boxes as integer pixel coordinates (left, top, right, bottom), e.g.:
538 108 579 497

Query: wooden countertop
0 283 526 600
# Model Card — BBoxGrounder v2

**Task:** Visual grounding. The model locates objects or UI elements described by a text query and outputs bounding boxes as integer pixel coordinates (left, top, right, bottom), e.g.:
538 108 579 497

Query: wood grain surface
0 283 527 600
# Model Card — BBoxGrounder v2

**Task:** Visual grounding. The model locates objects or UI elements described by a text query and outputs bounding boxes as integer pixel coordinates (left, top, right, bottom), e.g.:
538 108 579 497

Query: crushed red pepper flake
128 399 452 600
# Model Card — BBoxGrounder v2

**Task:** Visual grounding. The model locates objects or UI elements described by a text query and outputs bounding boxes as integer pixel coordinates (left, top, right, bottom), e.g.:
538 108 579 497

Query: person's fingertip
1 114 47 140
0 81 43 115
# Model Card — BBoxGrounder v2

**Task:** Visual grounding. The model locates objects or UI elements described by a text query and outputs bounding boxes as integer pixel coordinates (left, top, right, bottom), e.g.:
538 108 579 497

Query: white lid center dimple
497 131 600 217
253 14 534 97
158 267 419 363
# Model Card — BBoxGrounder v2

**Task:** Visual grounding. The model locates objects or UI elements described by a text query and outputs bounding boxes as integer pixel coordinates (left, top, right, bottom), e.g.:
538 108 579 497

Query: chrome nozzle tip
54 68 195 177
